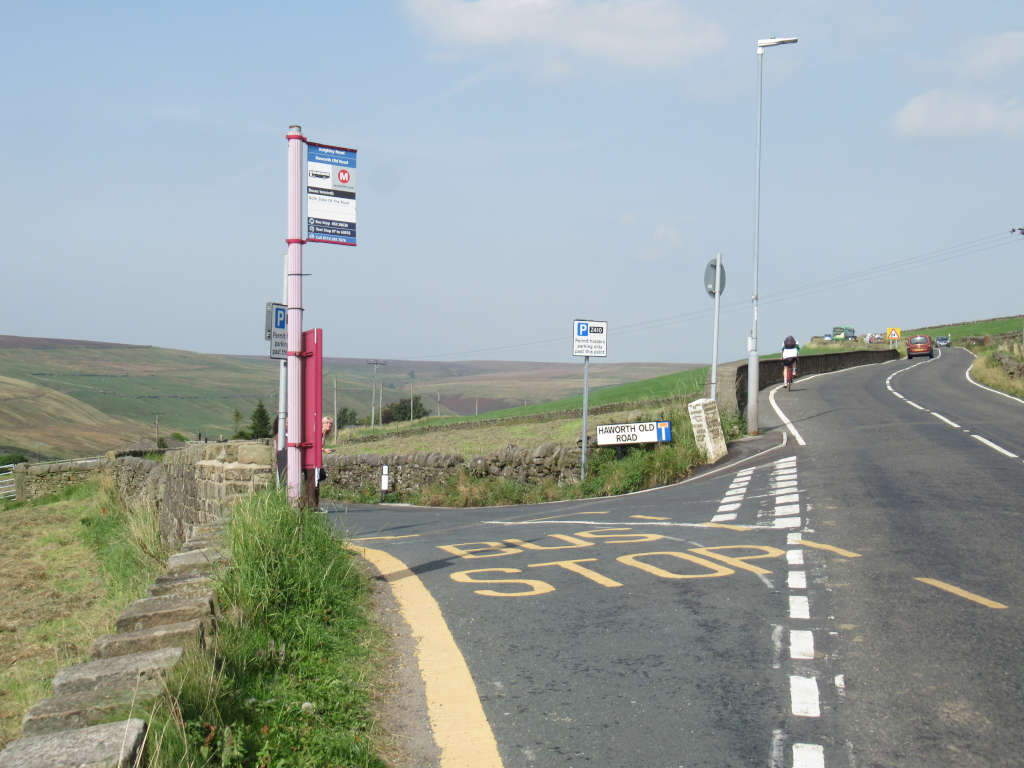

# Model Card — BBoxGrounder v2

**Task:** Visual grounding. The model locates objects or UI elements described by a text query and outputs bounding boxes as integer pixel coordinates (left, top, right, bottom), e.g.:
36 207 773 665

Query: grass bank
0 482 165 748
970 342 1024 399
142 491 387 768
326 398 746 508
336 367 710 442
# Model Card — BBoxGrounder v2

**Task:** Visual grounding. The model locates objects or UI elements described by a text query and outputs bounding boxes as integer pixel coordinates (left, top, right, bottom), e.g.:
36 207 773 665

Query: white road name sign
572 319 607 357
596 421 672 446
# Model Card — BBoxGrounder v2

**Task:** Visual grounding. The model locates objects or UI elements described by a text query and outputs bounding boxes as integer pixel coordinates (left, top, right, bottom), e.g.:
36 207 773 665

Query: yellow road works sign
887 327 901 341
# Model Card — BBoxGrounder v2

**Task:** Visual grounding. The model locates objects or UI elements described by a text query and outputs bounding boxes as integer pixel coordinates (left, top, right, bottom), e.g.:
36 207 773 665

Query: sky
2 0 1022 365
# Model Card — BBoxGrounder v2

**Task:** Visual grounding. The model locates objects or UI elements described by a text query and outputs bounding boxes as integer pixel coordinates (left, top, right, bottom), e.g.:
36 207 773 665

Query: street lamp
748 35 798 435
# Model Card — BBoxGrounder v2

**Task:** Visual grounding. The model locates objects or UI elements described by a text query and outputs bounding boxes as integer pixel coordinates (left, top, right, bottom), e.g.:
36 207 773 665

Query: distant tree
232 408 243 435
335 407 358 427
0 452 29 465
385 395 428 422
249 400 273 439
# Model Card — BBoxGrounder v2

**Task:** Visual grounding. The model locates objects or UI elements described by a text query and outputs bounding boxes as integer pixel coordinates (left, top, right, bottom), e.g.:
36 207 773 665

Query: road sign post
572 320 607 482
705 254 725 401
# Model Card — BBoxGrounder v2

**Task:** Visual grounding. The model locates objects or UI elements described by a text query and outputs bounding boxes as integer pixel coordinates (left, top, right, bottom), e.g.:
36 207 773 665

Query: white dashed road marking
970 434 1018 458
887 352 1021 463
790 675 821 717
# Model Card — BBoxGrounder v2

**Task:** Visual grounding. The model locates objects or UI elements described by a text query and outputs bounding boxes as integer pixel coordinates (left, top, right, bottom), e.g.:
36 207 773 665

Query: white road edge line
965 359 1024 405
769 384 807 446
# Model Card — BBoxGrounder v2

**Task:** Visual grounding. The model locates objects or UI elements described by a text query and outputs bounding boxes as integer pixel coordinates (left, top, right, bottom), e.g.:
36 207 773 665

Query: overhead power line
413 230 1022 360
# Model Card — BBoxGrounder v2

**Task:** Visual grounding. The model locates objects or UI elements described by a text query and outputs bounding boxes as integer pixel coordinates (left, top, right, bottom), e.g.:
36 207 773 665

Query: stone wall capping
0 718 147 768
148 576 216 599
115 593 214 634
165 548 227 579
91 618 205 660
52 647 183 697
21 686 156 737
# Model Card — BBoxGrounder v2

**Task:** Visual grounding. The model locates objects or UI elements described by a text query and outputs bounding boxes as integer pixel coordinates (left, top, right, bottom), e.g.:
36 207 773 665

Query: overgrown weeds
142 491 386 767
348 397 725 507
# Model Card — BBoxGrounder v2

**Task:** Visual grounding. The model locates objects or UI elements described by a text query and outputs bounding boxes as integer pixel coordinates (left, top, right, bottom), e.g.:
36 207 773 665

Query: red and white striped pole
286 125 305 502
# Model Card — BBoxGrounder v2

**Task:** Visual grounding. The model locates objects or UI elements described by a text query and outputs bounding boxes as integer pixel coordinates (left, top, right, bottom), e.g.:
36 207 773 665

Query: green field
0 337 689 456
905 314 1024 341
339 366 710 440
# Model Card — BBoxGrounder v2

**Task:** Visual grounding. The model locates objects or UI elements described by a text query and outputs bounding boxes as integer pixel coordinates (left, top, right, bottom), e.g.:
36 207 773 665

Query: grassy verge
0 482 165 748
970 346 1024 399
142 491 387 768
329 398 746 508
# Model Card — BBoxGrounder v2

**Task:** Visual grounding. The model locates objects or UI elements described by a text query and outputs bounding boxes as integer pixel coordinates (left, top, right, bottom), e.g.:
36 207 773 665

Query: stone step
53 647 183 697
0 719 147 768
21 686 157 737
182 535 218 552
148 574 214 598
189 520 228 538
164 548 227 579
92 618 205 660
115 593 214 634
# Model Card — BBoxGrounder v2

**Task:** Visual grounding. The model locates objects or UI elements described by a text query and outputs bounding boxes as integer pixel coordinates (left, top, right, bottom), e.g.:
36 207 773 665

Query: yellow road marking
701 522 754 531
631 514 670 520
349 545 504 767
800 539 861 558
524 510 609 522
914 578 1008 610
351 534 420 541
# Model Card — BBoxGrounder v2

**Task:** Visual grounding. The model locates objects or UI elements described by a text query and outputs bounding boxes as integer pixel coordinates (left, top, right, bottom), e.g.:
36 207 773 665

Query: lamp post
748 35 798 435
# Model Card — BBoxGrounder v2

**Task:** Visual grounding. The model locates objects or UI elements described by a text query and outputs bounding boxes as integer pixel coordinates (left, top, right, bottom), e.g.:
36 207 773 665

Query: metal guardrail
28 455 106 467
0 463 15 500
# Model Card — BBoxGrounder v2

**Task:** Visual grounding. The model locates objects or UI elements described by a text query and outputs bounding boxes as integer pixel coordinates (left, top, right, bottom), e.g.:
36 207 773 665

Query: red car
906 334 934 359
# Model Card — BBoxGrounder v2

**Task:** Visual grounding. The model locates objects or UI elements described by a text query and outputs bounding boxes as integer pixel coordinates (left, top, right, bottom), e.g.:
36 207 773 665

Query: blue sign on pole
657 421 672 442
306 141 357 246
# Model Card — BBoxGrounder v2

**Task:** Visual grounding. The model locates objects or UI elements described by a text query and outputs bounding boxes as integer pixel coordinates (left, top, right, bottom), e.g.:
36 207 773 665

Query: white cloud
653 223 681 247
894 89 1024 138
963 30 1024 78
403 0 724 70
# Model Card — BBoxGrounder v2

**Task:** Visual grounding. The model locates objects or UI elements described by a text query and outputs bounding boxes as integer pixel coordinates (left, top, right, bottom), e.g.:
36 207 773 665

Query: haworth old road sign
597 421 672 446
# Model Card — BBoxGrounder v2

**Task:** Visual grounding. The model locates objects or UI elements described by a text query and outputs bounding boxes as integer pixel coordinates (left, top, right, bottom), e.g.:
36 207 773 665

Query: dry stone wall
322 440 586 495
13 458 106 501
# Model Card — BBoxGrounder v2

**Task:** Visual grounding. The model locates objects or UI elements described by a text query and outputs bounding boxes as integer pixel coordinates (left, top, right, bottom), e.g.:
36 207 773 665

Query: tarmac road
326 347 1023 768
761 346 1024 767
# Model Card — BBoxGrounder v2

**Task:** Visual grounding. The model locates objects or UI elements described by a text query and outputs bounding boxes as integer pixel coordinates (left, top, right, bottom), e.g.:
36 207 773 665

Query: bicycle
782 358 797 391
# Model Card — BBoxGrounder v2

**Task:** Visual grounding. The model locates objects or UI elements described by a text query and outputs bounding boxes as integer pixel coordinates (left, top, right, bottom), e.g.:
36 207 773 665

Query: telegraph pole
366 360 386 428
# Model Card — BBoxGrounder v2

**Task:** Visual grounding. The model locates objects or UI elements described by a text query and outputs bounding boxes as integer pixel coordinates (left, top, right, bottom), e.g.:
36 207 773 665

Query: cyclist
782 335 799 387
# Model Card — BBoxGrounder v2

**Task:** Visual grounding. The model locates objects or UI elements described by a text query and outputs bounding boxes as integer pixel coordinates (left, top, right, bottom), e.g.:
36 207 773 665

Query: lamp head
757 36 798 53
